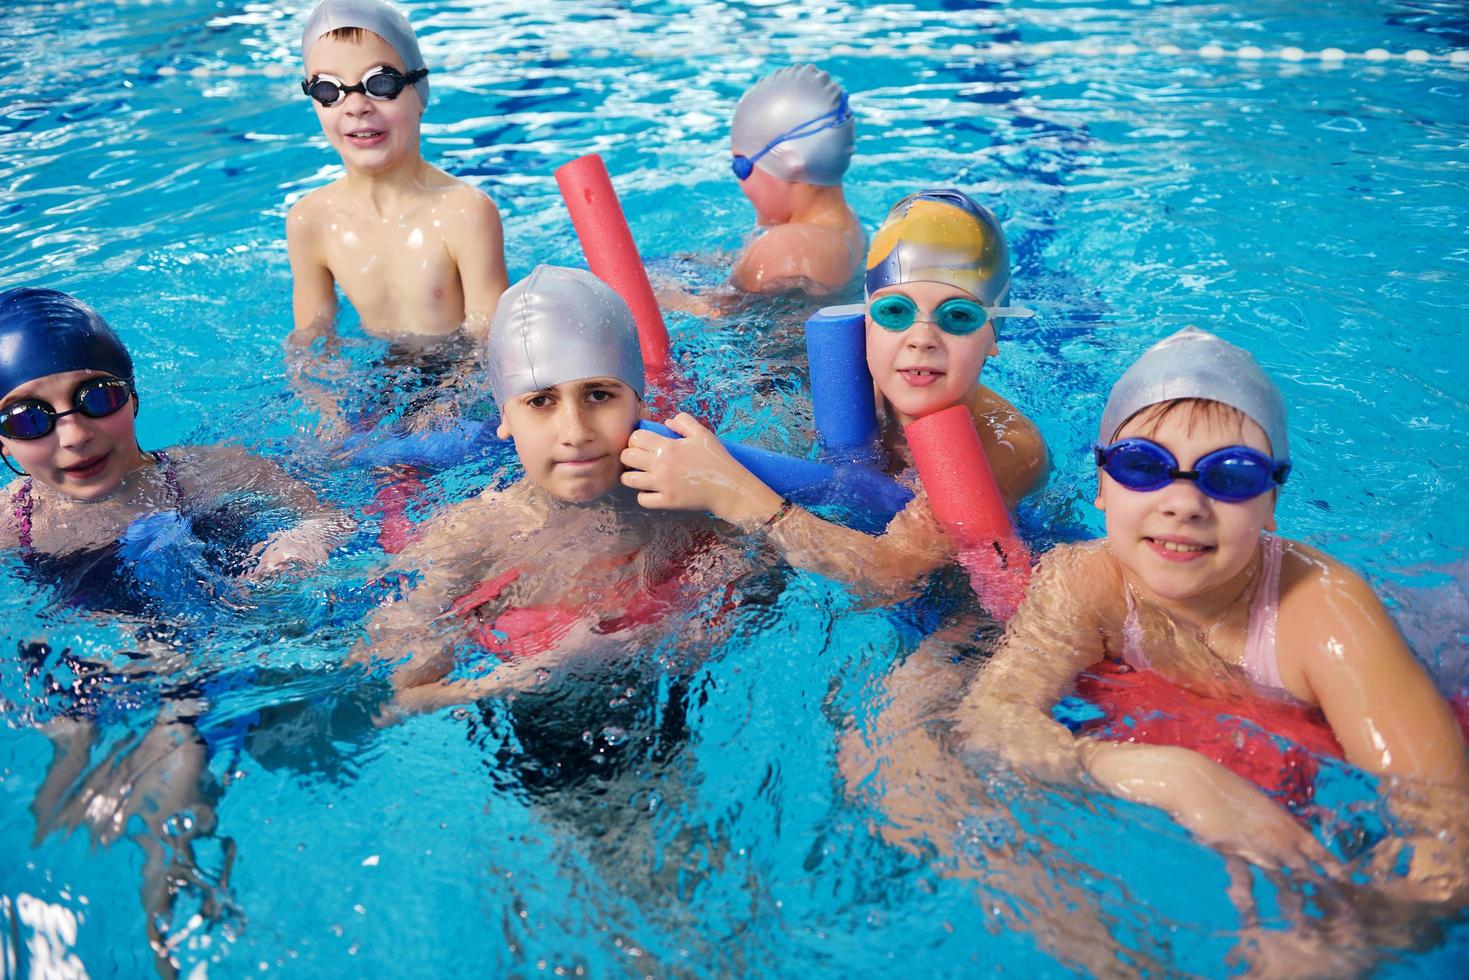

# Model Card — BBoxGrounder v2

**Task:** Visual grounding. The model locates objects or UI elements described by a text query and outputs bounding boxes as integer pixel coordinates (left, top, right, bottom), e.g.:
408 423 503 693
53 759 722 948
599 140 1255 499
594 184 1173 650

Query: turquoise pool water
2 0 1467 975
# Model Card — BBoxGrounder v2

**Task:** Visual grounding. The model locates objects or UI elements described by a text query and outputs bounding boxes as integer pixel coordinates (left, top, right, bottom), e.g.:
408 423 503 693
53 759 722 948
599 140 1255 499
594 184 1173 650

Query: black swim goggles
731 93 851 181
301 65 429 108
1094 438 1290 504
0 377 136 441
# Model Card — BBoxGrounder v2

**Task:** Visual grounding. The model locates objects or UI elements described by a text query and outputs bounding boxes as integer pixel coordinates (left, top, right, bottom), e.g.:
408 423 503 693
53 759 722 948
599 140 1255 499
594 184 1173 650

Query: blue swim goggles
0 377 135 441
868 293 1031 336
1094 438 1290 503
731 93 851 181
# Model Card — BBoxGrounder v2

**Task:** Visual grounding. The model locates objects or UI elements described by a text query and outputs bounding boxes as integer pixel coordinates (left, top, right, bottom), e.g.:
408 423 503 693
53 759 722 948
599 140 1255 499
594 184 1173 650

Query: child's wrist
722 484 786 532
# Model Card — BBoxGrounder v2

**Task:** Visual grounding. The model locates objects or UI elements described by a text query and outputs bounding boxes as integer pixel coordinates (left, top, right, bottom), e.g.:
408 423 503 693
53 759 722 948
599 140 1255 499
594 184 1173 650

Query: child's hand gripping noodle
623 188 1047 607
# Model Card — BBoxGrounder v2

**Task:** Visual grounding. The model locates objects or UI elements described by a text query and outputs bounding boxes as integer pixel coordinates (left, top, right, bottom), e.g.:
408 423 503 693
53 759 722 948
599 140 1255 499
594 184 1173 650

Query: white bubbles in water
163 811 196 837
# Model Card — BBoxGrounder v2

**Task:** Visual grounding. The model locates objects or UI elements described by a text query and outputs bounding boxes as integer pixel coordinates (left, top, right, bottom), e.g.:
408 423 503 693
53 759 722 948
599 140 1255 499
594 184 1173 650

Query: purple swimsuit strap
12 478 33 551
9 450 181 552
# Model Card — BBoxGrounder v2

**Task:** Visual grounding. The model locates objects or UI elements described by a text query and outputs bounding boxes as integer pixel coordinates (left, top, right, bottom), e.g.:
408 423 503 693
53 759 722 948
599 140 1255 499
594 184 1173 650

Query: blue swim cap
0 288 134 398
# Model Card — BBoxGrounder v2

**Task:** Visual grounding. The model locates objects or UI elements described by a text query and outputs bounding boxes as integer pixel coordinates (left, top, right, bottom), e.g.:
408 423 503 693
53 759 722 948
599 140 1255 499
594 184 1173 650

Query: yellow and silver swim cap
864 189 1010 306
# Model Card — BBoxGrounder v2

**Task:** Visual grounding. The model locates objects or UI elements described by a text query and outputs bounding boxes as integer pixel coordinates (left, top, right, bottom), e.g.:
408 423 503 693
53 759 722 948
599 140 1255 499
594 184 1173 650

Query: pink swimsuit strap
1241 533 1285 692
9 451 180 553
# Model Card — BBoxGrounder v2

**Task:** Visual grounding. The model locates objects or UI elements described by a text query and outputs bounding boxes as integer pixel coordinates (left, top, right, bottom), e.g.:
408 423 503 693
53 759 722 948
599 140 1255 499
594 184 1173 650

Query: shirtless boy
287 0 507 344
727 64 864 297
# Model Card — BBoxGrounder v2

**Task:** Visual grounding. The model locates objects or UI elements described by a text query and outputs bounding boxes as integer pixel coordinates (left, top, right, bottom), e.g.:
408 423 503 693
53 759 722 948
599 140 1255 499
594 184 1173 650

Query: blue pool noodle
344 418 500 469
804 303 878 456
635 421 912 525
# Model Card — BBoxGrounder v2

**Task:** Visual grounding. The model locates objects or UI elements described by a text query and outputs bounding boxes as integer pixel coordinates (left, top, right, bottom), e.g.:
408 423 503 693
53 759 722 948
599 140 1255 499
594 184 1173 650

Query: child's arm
179 446 353 578
444 186 508 341
968 383 1050 509
620 413 953 591
1288 553 1469 895
285 197 339 344
956 545 1331 869
347 497 501 690
730 224 855 297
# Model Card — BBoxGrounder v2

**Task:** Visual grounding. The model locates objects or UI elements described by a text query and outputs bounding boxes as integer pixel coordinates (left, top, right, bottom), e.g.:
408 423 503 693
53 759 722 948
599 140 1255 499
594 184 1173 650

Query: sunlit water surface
2 0 1467 975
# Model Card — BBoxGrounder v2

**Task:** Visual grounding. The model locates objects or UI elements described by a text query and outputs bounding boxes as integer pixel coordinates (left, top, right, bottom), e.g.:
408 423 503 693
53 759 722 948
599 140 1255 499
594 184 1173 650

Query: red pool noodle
904 405 1031 617
554 154 671 378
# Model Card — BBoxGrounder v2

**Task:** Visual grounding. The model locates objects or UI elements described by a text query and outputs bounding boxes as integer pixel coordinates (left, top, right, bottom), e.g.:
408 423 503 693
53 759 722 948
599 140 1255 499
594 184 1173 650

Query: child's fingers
624 428 671 453
666 412 709 439
619 446 655 472
635 490 672 510
620 468 658 491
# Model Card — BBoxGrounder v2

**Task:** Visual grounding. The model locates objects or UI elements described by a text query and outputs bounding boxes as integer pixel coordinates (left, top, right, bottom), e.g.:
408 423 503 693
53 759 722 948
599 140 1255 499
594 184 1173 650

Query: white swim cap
730 65 854 186
487 266 645 406
301 0 430 108
1100 327 1290 462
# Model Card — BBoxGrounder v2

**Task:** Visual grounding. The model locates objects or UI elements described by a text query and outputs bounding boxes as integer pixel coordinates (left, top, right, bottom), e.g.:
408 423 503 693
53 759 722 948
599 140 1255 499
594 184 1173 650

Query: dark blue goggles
0 377 135 441
1094 437 1290 503
731 93 850 181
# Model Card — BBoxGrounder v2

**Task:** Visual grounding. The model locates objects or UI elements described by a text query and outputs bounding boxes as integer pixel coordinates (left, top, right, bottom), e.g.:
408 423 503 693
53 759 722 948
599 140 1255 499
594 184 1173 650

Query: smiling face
496 377 642 503
0 369 148 501
305 31 423 175
1097 402 1277 609
865 280 998 426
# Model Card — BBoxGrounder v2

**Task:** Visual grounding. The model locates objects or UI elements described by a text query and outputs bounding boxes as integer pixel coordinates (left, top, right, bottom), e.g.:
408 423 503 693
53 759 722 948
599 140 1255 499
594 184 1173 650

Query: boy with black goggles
288 0 507 359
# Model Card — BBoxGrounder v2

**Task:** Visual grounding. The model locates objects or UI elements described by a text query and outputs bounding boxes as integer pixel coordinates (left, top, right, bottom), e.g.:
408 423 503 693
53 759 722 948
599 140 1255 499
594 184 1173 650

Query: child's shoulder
1278 536 1371 596
1030 540 1127 619
285 182 346 243
427 171 501 222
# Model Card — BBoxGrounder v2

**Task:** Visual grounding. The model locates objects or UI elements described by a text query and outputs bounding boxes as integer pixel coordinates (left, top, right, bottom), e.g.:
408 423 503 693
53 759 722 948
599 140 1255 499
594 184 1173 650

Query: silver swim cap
301 0 429 108
865 189 1011 305
487 266 645 406
730 65 854 186
1100 327 1290 462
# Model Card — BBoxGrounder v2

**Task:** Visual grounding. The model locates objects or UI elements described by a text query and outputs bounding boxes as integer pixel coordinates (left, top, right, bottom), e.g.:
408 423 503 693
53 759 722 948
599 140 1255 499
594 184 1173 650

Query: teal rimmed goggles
867 293 1032 336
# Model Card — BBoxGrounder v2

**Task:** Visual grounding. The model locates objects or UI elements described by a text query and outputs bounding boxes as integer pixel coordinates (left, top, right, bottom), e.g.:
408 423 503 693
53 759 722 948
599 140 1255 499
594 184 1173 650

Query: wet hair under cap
1100 327 1290 463
0 287 134 399
864 189 1011 306
486 266 644 406
301 0 430 108
730 65 854 186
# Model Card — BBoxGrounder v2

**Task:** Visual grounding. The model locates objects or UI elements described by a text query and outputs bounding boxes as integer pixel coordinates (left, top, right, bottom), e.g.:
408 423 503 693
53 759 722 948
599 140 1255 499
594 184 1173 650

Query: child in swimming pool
655 65 862 313
0 288 349 573
727 65 863 297
352 266 747 713
624 188 1048 594
0 286 352 971
288 0 507 345
957 328 1469 897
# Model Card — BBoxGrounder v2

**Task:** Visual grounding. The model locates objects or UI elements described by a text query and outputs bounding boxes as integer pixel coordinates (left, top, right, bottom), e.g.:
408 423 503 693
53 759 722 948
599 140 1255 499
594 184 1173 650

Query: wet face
865 281 998 426
735 160 795 226
0 369 147 501
496 378 641 503
1097 406 1277 607
305 32 423 175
